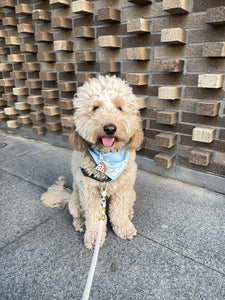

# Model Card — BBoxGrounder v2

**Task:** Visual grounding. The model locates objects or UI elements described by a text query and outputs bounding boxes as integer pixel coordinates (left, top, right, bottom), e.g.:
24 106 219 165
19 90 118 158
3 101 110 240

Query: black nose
103 123 117 135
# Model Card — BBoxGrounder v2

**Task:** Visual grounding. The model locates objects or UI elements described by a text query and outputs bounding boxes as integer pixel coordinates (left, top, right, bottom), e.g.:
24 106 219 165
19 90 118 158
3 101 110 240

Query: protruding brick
51 17 72 29
17 115 32 125
158 86 181 100
76 73 94 82
35 32 53 42
39 72 57 81
13 87 28 96
5 36 22 46
27 95 43 105
127 48 150 60
7 120 19 128
15 3 32 15
0 110 6 119
37 52 56 62
195 102 220 117
44 105 60 116
59 99 73 110
154 153 175 168
156 111 178 125
163 0 189 14
98 36 120 48
128 0 152 5
4 107 18 116
45 121 61 132
161 28 186 44
32 125 46 135
73 26 95 39
2 17 17 27
2 94 16 102
126 74 149 86
99 62 120 73
56 63 74 72
127 18 151 33
137 96 148 109
155 133 177 148
75 51 96 62
189 149 212 166
0 79 14 87
206 6 225 26
54 40 73 51
23 62 40 71
17 24 35 34
97 8 121 23
72 0 93 15
61 116 74 127
8 54 24 63
42 89 58 99
20 44 38 53
25 80 42 89
159 59 184 73
0 64 12 71
58 82 76 92
192 127 215 143
32 9 51 21
202 42 225 57
198 74 224 89
15 102 30 111
0 1 16 8
50 0 70 7
30 111 45 121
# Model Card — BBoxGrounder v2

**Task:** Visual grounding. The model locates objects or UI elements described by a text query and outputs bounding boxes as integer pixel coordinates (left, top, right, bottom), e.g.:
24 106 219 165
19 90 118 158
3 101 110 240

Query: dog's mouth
101 136 115 148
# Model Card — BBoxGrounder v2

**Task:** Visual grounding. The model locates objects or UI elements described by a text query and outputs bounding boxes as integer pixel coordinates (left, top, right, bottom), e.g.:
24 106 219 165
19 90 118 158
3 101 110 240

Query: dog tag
96 161 107 173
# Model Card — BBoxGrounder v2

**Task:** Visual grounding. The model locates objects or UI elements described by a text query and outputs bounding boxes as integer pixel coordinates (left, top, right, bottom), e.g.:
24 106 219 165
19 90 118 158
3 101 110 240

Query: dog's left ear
126 120 144 152
69 129 87 152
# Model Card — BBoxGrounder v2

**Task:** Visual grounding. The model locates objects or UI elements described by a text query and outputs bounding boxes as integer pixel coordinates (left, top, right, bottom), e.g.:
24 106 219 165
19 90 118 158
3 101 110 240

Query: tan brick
155 133 177 148
127 18 151 33
8 54 24 63
2 94 16 102
7 120 19 128
195 102 220 117
59 99 73 110
156 111 178 125
198 74 224 89
75 51 96 61
2 17 17 26
42 89 58 99
17 115 32 125
98 35 121 48
35 32 53 42
158 86 181 100
0 0 16 8
126 48 150 60
72 0 94 15
61 116 74 127
5 36 22 46
161 28 186 44
45 121 61 132
13 87 28 96
17 24 35 34
4 107 18 115
97 8 121 23
189 149 211 166
0 64 12 71
15 102 30 111
25 80 42 89
154 153 175 168
37 52 56 62
73 26 95 39
54 41 73 51
128 0 152 5
202 42 225 57
32 125 46 135
50 0 70 7
30 111 45 121
159 59 184 72
0 110 6 119
32 9 51 21
163 0 189 14
137 96 148 109
76 73 94 82
58 82 76 91
56 62 74 72
39 72 57 81
27 95 43 105
20 44 38 53
192 127 215 143
44 105 60 116
126 74 149 85
206 6 225 25
22 62 40 71
52 17 72 29
0 79 14 87
99 62 120 73
15 3 32 15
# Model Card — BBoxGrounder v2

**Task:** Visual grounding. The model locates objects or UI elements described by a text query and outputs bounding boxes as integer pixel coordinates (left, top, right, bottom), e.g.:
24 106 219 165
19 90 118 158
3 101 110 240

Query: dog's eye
116 106 122 111
93 106 99 111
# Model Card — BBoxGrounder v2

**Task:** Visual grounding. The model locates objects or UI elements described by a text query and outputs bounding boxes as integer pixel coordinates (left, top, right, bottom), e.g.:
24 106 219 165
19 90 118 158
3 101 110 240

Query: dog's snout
103 123 117 135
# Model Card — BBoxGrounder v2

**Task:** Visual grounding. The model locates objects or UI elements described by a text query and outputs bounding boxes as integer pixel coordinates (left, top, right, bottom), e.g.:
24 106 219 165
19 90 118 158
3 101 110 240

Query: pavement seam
137 232 225 277
0 217 52 254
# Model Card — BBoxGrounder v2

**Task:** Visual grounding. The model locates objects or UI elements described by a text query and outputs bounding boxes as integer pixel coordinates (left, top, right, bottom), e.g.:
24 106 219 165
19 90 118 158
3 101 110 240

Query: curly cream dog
68 75 143 249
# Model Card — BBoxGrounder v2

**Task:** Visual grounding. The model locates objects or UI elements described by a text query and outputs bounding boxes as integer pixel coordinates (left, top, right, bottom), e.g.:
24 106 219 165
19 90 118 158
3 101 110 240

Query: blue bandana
88 145 130 180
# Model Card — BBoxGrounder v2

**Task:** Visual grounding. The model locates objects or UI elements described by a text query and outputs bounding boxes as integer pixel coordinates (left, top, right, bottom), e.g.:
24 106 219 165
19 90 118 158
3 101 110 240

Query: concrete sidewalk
0 131 225 300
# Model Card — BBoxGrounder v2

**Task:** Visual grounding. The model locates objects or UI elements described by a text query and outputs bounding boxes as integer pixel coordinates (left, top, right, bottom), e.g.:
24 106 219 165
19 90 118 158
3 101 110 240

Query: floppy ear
69 130 87 152
126 121 144 152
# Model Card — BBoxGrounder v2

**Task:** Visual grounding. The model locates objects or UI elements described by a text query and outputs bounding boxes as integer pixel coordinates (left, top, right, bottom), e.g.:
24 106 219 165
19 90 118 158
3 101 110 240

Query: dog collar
80 168 112 183
87 145 130 180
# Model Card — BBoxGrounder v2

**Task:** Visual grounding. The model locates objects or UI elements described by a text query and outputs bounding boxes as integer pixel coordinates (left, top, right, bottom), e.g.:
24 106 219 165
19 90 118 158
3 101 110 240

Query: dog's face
71 76 143 153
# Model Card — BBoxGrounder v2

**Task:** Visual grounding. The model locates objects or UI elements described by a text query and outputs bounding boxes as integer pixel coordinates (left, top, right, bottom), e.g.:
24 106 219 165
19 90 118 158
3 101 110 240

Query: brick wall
0 0 225 178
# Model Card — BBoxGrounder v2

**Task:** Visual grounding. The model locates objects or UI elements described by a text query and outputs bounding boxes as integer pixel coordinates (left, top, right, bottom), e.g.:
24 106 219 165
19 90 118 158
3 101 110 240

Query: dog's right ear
69 130 87 152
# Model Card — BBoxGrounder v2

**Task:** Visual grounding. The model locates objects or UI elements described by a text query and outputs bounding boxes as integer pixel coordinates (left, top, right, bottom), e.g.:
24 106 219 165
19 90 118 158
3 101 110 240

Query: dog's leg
68 183 85 232
109 187 137 240
79 187 107 249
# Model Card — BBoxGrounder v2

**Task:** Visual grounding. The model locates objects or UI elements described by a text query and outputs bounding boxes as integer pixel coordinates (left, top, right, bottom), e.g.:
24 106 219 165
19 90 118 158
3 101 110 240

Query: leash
82 182 108 300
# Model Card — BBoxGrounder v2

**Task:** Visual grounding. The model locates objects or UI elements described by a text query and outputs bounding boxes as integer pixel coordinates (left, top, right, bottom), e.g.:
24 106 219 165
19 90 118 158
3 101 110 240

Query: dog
42 75 143 249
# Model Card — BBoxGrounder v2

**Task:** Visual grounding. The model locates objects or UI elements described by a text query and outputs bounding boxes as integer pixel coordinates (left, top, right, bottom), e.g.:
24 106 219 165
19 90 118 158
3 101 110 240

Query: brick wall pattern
0 0 225 177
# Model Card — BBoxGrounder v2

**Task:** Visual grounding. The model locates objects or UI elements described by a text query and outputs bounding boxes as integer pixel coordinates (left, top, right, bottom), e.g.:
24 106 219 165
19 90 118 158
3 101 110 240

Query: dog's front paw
113 221 137 240
73 217 85 232
84 230 106 249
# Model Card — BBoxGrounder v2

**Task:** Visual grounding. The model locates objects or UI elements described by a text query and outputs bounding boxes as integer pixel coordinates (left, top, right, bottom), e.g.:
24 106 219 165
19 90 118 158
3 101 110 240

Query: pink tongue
102 137 115 148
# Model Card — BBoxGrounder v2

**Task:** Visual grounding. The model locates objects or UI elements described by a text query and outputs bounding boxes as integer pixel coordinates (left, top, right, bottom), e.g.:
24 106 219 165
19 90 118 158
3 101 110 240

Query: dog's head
70 75 143 153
